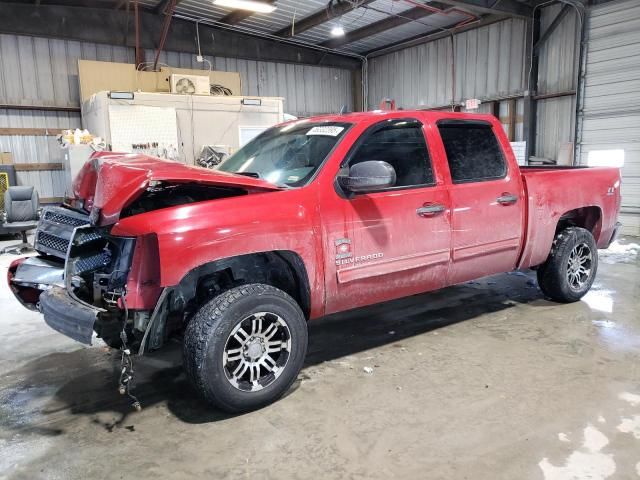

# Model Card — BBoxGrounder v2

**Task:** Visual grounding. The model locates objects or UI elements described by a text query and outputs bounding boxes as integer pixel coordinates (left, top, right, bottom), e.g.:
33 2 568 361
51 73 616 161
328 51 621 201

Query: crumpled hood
72 152 281 225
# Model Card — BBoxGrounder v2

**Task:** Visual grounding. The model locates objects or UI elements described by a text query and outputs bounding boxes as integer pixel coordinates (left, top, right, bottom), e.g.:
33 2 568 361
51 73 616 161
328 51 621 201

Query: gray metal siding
0 34 353 199
536 96 576 162
367 18 526 109
578 0 640 236
535 3 581 163
0 110 79 199
537 4 581 95
0 33 353 115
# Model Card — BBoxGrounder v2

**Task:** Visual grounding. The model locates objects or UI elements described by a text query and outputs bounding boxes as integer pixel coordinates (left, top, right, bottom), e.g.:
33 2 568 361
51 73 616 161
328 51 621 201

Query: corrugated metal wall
577 0 640 236
535 3 580 162
0 110 78 200
367 18 526 109
0 33 353 199
150 49 353 117
0 34 354 116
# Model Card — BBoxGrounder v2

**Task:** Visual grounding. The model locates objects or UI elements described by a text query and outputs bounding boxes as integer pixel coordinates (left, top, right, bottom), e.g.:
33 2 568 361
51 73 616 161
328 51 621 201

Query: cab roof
292 109 497 126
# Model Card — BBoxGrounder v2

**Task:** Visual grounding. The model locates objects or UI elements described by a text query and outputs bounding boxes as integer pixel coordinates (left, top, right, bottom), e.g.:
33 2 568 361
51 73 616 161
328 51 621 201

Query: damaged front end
9 205 136 347
8 153 281 351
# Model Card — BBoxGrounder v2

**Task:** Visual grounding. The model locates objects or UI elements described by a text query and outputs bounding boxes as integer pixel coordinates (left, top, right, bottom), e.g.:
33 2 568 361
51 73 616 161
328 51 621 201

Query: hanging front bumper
39 286 100 345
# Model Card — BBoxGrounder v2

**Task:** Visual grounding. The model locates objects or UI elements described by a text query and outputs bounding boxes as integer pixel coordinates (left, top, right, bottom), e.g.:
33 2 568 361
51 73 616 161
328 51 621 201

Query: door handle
417 204 445 217
497 194 518 205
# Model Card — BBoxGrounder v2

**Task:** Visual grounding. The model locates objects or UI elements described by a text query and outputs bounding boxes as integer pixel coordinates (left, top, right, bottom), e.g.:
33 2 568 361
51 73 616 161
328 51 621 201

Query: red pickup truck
8 110 621 412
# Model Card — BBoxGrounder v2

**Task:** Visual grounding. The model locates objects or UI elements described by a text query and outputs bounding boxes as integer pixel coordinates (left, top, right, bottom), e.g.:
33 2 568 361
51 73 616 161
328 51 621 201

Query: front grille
73 251 111 274
43 210 88 227
37 231 69 254
75 230 104 246
35 206 90 259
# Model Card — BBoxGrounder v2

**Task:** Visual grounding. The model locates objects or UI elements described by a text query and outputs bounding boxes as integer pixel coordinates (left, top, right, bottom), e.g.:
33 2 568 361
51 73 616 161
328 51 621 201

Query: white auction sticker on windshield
306 126 344 136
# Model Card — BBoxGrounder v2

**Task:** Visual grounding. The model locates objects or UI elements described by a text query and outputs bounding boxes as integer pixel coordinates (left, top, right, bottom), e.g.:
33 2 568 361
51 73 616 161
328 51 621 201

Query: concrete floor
0 235 639 480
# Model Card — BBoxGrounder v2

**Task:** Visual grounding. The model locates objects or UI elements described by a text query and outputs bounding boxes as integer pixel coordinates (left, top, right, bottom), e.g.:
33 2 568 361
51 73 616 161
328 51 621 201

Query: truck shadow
3 272 556 432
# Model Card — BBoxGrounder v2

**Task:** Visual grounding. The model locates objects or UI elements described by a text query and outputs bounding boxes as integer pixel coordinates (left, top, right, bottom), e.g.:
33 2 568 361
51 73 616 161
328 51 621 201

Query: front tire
537 227 598 303
183 284 308 413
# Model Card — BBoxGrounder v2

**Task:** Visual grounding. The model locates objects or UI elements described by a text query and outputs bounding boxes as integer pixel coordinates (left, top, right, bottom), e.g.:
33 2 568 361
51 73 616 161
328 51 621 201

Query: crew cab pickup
8 111 621 412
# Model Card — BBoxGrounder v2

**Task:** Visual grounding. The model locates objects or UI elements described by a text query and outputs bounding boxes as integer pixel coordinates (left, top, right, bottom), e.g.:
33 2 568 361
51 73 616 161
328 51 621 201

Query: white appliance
82 91 285 165
170 74 211 95
63 144 94 195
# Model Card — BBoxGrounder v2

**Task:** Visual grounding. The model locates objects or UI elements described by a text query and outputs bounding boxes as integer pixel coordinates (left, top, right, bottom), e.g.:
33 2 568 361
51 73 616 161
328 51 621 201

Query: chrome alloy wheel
223 312 292 392
566 242 593 290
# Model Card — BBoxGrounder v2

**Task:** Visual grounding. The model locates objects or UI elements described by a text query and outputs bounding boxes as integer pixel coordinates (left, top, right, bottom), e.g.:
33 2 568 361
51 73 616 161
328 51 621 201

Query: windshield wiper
232 171 290 188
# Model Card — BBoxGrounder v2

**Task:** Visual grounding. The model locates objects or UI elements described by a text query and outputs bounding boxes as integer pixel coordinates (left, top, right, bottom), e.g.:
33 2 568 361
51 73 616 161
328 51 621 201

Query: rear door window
437 121 506 183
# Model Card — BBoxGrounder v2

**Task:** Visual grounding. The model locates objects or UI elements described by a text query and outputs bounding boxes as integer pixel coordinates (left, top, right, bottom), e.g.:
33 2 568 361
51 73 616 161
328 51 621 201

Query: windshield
216 121 351 187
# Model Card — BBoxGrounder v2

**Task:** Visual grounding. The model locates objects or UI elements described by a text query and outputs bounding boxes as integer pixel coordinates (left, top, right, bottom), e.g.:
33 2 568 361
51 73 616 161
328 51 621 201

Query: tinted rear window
438 121 506 183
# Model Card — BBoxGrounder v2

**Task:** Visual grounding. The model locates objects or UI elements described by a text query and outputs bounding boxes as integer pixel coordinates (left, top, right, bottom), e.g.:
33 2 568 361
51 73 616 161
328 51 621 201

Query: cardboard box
79 60 242 102
79 60 137 103
0 152 13 165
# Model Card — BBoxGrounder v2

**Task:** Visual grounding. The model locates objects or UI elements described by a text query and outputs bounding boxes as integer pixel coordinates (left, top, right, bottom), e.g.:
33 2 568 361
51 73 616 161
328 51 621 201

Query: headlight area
66 227 137 306
64 226 138 348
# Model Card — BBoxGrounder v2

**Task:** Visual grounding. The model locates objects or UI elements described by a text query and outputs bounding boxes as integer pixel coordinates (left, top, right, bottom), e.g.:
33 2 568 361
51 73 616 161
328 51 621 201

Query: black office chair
1 186 40 255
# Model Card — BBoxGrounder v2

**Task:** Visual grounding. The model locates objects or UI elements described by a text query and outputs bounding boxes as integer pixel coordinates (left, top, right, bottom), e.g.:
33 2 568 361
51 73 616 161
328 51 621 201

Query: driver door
319 118 452 314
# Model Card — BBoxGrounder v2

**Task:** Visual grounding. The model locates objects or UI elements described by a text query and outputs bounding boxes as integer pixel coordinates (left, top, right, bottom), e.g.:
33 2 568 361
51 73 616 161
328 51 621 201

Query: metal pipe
573 2 588 166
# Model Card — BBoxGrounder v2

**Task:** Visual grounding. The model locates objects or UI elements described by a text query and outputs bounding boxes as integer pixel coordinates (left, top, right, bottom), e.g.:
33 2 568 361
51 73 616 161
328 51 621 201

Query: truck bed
518 166 621 269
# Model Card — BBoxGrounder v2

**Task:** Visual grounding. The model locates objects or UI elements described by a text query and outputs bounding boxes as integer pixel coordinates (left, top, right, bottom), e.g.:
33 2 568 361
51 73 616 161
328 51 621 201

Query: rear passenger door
436 119 525 283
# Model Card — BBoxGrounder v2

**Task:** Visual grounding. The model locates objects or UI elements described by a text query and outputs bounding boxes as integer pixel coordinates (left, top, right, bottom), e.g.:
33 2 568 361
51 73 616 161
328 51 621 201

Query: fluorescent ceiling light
213 0 276 13
331 25 345 37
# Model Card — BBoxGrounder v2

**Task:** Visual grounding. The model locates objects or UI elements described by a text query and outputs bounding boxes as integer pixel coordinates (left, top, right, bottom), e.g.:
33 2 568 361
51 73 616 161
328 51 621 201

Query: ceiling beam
435 0 531 18
219 0 276 25
274 0 376 38
152 0 184 15
365 13 507 57
0 2 362 69
320 3 448 49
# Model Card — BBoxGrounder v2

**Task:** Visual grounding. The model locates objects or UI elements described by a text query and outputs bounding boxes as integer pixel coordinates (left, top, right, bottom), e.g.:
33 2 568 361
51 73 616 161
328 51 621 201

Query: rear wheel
183 283 307 413
537 227 598 303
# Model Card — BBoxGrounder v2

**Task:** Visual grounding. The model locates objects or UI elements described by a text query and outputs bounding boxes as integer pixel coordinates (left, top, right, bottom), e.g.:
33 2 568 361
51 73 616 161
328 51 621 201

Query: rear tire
536 227 598 303
183 283 307 413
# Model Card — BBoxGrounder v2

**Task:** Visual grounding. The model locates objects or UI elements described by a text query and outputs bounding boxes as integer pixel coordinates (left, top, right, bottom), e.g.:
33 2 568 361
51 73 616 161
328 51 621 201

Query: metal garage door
577 0 640 236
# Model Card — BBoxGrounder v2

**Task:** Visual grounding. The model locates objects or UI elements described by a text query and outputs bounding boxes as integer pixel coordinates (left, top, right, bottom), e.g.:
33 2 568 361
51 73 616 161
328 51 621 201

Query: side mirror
338 161 396 193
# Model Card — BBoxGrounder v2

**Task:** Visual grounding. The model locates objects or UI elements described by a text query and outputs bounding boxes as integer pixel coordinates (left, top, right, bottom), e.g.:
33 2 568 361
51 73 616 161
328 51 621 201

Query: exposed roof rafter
275 0 376 38
434 0 531 18
321 2 450 49
153 0 183 15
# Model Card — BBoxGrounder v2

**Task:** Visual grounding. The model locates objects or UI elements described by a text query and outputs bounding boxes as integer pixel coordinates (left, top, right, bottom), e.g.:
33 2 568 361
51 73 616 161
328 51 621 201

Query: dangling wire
118 291 142 411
